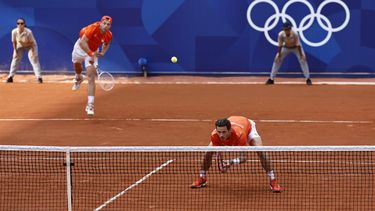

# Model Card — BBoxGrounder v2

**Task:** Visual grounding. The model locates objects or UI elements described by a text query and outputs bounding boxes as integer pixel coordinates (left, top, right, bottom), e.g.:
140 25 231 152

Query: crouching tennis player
191 116 283 192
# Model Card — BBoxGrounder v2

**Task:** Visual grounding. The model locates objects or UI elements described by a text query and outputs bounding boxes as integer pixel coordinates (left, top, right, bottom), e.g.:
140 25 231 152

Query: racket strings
98 72 115 91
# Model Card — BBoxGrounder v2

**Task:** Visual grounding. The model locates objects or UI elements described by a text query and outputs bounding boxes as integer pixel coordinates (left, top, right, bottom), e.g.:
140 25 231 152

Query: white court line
118 81 375 86
6 80 375 86
94 159 174 211
0 118 372 124
258 120 373 124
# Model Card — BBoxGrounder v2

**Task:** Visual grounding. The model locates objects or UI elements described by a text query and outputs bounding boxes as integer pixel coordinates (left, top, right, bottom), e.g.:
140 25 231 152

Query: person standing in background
6 18 43 83
265 21 312 85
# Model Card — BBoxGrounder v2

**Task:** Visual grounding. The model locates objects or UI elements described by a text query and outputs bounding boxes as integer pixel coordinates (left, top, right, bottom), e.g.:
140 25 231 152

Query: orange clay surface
0 75 374 146
0 75 374 211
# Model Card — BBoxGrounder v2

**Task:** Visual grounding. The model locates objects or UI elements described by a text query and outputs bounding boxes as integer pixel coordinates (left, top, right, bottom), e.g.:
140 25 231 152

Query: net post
65 150 72 211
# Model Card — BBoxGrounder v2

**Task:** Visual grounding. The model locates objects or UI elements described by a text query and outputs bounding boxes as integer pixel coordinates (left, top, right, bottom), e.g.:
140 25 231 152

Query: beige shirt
278 30 300 48
11 28 37 49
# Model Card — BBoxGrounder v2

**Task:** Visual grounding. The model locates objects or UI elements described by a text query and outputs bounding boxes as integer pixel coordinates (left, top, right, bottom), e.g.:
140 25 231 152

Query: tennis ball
171 56 178 63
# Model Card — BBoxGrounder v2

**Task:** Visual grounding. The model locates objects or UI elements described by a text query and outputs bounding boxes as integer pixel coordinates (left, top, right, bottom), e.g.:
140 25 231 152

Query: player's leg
7 48 24 83
84 57 98 117
72 62 85 90
247 120 283 192
293 48 312 85
247 120 272 172
71 39 86 90
27 46 43 83
191 151 214 188
266 48 290 84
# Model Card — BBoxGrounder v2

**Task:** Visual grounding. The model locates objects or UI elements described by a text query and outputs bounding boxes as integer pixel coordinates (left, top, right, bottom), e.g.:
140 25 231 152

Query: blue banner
0 0 374 76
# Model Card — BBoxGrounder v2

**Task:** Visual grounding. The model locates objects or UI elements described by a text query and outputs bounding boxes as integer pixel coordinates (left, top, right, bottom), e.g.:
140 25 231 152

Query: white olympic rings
246 0 350 47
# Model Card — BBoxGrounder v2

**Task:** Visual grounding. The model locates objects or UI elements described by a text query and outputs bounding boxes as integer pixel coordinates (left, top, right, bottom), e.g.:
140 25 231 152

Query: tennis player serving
71 16 113 116
191 116 283 193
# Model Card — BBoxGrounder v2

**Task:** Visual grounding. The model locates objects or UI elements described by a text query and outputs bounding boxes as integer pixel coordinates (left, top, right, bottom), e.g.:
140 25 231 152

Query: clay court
0 75 374 146
0 75 374 210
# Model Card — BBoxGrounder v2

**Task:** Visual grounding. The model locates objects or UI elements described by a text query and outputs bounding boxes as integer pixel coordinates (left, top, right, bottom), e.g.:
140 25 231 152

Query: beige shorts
71 39 98 68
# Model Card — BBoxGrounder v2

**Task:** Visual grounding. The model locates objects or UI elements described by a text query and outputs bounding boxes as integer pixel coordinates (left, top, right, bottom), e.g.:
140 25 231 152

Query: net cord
1 145 375 152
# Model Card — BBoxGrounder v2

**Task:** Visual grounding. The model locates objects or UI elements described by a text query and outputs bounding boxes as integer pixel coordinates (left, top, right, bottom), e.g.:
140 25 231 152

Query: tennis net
0 145 374 211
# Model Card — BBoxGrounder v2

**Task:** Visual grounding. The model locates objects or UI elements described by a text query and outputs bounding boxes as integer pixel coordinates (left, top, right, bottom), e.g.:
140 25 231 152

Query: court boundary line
1 76 374 86
4 80 375 86
94 159 174 211
1 69 375 76
0 118 372 124
118 81 375 86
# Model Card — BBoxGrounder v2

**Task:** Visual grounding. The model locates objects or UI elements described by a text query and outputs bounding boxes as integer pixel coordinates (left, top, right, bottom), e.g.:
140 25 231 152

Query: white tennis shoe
85 103 94 117
72 75 85 91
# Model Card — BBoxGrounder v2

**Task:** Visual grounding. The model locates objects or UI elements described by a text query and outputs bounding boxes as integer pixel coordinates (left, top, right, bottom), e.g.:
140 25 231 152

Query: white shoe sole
85 107 94 117
72 76 85 91
72 84 81 91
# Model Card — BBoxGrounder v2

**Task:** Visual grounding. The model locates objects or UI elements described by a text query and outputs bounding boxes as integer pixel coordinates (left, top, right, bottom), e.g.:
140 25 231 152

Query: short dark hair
17 17 27 27
215 118 231 130
282 21 292 29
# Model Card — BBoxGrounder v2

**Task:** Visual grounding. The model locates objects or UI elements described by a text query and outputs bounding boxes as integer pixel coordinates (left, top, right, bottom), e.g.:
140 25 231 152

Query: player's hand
94 52 104 57
219 160 232 173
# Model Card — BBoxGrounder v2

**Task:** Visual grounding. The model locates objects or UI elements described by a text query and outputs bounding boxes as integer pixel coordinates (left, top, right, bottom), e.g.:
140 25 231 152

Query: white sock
267 170 275 181
199 170 206 178
88 96 95 105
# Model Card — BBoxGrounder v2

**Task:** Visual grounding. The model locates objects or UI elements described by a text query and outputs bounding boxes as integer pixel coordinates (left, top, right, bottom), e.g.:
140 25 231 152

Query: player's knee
86 67 96 80
31 57 39 63
87 72 95 81
74 63 83 74
13 56 22 61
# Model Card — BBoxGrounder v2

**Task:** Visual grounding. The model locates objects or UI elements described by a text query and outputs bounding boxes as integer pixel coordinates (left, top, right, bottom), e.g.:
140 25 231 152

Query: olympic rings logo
246 0 350 47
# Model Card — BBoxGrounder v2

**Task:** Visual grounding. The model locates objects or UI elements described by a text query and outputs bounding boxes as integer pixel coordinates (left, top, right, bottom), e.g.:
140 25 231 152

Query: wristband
231 158 241 165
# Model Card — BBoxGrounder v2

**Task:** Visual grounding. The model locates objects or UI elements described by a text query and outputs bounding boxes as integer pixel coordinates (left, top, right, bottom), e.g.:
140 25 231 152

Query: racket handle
217 153 229 173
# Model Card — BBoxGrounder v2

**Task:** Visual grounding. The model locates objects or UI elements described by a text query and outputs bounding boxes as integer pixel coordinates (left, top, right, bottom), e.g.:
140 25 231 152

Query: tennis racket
96 66 115 91
216 152 231 173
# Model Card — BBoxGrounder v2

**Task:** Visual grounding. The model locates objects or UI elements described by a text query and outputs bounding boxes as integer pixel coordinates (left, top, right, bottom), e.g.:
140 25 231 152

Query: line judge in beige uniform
6 18 43 83
265 21 312 85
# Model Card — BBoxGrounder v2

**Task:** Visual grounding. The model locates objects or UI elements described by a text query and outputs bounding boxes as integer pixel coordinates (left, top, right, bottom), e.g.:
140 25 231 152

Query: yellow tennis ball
171 56 178 63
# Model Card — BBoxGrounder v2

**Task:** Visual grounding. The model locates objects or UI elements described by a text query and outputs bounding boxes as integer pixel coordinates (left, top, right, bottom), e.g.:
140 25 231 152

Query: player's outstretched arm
200 142 214 171
201 151 214 171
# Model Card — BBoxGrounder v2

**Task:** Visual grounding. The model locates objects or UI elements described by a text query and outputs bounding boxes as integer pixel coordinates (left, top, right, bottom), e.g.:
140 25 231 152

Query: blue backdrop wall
0 0 374 76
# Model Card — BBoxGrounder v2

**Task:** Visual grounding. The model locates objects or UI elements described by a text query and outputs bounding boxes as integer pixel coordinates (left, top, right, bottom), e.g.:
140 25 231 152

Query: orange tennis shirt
79 22 112 52
211 116 252 146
